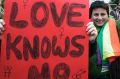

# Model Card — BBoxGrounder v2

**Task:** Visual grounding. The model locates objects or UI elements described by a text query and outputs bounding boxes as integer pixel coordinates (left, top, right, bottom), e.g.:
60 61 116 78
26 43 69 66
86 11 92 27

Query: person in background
110 0 120 20
86 1 120 79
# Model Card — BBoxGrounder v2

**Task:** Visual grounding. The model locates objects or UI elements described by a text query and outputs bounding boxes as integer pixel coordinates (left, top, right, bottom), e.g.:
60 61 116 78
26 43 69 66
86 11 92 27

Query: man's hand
86 22 98 43
0 19 5 39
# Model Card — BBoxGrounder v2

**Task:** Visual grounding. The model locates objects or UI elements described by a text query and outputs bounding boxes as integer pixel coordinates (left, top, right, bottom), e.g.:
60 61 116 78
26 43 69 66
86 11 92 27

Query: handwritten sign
0 0 89 79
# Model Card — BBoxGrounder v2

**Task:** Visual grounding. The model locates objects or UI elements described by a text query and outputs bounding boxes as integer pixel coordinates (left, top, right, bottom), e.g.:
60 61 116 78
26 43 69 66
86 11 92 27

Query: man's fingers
86 27 97 35
90 30 97 36
86 23 95 32
0 19 5 31
86 22 93 26
0 19 5 25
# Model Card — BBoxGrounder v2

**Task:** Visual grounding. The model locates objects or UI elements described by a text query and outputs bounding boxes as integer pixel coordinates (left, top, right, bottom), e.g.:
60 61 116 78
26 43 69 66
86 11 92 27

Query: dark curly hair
89 1 109 19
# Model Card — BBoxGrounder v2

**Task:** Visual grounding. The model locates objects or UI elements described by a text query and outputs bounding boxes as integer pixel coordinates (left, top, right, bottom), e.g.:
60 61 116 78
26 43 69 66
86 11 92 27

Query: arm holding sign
86 22 98 57
86 22 98 58
86 22 98 43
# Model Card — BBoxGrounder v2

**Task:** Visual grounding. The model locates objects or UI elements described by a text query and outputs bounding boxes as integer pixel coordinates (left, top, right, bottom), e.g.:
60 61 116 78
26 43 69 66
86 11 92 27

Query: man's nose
98 15 102 19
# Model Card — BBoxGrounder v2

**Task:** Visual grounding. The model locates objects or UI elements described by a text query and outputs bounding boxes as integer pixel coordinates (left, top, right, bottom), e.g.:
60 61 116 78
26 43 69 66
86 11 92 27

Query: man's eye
94 14 98 16
101 13 106 16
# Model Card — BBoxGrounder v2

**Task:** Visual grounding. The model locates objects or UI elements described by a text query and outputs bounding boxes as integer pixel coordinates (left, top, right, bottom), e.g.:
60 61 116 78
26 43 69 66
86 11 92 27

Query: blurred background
0 0 4 19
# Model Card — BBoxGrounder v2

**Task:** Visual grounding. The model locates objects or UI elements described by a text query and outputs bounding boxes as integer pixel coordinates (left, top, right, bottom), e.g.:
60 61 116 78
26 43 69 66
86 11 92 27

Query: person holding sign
86 1 120 79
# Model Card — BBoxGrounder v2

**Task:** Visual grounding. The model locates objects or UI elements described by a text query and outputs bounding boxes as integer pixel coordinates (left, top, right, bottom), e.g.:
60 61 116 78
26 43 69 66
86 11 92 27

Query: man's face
91 8 108 27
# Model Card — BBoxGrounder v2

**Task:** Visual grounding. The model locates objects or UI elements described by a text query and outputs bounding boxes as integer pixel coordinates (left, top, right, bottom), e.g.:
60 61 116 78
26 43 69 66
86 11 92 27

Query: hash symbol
4 65 12 78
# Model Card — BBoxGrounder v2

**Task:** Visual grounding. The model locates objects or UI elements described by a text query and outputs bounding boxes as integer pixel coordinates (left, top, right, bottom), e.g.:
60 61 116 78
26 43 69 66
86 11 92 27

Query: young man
86 1 120 79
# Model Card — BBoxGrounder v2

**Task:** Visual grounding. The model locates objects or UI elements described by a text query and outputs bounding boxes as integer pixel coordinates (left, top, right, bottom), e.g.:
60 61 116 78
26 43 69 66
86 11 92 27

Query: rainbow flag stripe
97 18 120 63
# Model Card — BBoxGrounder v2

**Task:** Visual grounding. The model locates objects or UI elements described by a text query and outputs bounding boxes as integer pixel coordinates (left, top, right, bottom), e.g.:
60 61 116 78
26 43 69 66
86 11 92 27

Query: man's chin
96 23 104 27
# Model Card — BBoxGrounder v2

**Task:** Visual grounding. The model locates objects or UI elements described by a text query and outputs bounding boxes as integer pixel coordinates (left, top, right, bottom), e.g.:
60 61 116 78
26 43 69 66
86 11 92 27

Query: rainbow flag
97 18 120 64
